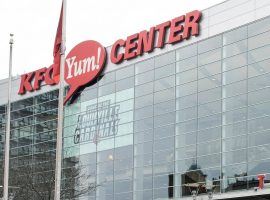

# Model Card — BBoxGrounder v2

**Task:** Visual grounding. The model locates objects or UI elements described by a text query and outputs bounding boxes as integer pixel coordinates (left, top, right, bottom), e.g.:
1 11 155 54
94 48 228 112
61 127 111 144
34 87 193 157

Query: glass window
175 132 197 150
11 98 33 111
153 162 174 176
223 66 247 85
116 65 134 80
223 163 247 178
98 83 115 97
135 106 153 121
223 53 247 71
248 159 270 176
176 69 197 85
248 144 270 162
198 61 221 79
223 107 247 125
248 58 270 78
176 56 197 73
223 136 246 151
115 134 133 148
176 119 197 134
223 40 247 58
154 75 175 92
248 116 270 133
118 122 133 136
81 87 98 101
223 94 247 111
134 153 153 167
248 31 270 51
197 140 220 156
198 48 221 66
198 74 222 92
118 111 133 124
134 118 153 133
135 70 154 85
198 100 221 118
155 63 175 79
198 35 222 54
134 130 153 144
248 73 270 92
154 112 175 127
135 82 153 97
135 58 154 74
98 71 115 86
223 121 247 138
176 81 197 98
248 101 270 120
222 80 247 98
198 113 221 130
114 179 133 193
248 87 270 105
116 88 134 102
154 137 174 151
176 107 197 123
198 126 221 143
175 158 195 173
198 87 221 104
118 99 133 113
135 141 153 155
197 154 220 169
223 26 247 45
223 149 246 165
154 124 175 140
135 94 153 109
248 17 270 37
155 51 175 68
154 100 175 116
249 131 270 147
116 77 134 91
248 45 270 64
154 87 175 104
176 43 197 61
175 145 196 160
176 94 197 110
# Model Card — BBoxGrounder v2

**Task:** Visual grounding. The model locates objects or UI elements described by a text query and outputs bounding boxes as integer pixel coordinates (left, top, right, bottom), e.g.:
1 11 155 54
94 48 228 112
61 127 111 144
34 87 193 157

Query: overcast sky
0 0 225 79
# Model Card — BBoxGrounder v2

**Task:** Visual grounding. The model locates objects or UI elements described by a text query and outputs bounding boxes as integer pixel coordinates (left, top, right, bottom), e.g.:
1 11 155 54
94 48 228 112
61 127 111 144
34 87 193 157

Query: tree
8 142 97 200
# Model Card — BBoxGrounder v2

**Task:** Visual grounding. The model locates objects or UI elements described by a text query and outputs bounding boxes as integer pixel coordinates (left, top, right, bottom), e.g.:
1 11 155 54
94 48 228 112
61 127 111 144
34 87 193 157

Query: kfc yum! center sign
18 10 202 104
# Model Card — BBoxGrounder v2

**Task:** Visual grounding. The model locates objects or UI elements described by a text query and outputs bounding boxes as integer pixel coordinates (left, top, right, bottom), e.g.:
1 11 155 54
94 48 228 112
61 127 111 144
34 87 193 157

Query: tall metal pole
54 0 66 199
3 34 14 200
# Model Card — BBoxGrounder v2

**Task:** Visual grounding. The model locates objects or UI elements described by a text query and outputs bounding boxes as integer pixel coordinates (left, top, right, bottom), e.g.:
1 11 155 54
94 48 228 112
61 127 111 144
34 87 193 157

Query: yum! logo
64 41 106 104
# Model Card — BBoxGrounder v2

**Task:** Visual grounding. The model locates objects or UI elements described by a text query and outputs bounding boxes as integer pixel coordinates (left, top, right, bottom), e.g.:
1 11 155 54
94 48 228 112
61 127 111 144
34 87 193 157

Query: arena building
1 0 270 199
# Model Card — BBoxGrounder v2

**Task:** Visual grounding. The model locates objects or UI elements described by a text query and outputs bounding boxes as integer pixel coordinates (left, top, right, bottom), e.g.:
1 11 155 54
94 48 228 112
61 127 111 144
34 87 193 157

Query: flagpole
3 34 14 200
54 0 66 199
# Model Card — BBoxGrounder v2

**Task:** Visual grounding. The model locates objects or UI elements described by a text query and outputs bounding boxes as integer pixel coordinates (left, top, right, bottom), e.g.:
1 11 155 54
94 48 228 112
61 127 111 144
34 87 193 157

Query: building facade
1 0 270 199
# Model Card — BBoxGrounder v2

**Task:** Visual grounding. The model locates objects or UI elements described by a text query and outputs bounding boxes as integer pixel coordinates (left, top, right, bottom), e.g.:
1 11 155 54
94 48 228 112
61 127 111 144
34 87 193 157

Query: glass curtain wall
61 16 270 199
8 90 58 199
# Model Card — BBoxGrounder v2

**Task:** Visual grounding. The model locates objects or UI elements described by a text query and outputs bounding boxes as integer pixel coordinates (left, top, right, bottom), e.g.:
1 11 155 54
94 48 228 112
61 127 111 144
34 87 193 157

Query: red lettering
155 21 171 48
18 72 35 94
45 65 57 85
110 39 125 64
168 15 185 44
33 68 46 90
137 27 155 56
183 10 202 39
124 33 139 60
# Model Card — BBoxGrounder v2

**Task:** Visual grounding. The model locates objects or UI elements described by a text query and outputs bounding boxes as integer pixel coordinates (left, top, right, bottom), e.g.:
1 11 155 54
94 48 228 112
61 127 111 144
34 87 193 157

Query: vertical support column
3 34 14 200
54 1 66 199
